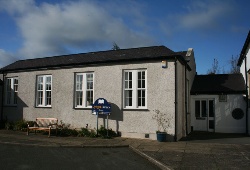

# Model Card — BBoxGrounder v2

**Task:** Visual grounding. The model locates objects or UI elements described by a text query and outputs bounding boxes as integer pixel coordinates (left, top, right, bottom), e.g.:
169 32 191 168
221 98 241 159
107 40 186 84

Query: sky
0 0 249 74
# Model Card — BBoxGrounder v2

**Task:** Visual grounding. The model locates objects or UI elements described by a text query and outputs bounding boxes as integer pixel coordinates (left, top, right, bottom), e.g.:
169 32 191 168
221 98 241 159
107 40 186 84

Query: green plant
78 128 97 137
5 121 14 130
97 126 117 138
57 120 79 137
152 110 171 133
13 119 28 131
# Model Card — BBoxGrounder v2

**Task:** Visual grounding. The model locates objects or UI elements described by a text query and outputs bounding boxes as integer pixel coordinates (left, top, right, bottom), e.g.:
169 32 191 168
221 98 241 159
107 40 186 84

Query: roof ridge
14 45 169 62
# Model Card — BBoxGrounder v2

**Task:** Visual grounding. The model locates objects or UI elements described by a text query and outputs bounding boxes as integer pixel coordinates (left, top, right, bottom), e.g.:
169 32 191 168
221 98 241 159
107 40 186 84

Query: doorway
195 99 215 132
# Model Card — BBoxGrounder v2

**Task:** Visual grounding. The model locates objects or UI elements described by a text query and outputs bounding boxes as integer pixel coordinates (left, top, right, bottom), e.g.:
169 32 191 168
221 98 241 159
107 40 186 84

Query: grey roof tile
191 74 246 94
1 46 184 72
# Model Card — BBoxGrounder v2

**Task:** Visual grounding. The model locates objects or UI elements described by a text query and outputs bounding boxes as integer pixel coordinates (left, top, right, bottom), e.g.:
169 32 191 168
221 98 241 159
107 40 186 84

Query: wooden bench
27 118 58 137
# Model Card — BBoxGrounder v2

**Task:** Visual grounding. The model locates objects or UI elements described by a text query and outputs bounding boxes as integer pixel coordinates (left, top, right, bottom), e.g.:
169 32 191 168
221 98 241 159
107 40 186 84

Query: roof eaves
0 54 183 73
238 30 250 66
190 90 246 95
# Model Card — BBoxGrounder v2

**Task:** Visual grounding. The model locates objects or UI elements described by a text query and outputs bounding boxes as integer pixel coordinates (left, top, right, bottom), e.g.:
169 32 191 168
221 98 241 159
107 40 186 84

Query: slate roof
0 46 187 72
238 30 250 66
191 74 246 95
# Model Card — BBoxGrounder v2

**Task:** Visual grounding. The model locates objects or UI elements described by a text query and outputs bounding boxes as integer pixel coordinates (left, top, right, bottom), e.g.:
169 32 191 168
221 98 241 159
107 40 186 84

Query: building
190 74 246 133
237 30 250 135
0 46 196 141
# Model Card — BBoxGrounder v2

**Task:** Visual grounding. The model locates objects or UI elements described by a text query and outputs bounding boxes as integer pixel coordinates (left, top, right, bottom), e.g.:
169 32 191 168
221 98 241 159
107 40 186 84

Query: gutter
0 55 186 73
1 72 4 121
174 58 178 141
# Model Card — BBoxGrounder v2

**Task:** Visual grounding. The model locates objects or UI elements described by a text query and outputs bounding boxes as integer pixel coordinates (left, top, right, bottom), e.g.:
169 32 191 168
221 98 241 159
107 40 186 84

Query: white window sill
123 108 148 111
36 105 52 108
75 106 92 109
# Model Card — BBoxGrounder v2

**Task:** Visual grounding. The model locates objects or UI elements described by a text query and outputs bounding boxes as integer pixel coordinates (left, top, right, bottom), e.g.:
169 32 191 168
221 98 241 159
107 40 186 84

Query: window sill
74 107 92 110
35 106 52 108
122 108 149 111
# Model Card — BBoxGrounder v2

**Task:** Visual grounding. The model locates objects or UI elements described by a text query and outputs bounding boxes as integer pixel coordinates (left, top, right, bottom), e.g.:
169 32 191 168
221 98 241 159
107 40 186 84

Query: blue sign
92 98 111 115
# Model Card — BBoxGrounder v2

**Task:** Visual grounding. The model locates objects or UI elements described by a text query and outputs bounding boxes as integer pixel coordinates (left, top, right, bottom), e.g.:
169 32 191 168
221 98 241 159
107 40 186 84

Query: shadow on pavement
180 131 248 141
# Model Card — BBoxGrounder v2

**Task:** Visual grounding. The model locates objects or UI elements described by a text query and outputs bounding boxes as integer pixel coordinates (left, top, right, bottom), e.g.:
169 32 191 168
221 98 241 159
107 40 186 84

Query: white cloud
0 49 18 68
0 0 35 15
1 0 157 59
160 0 235 37
179 1 234 30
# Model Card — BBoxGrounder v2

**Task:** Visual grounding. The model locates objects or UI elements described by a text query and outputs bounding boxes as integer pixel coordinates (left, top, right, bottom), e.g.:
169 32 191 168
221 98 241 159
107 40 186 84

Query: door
208 100 215 132
194 99 215 132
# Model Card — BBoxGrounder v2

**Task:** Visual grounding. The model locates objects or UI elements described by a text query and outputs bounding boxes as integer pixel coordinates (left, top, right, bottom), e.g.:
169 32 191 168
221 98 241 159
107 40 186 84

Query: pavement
0 130 249 170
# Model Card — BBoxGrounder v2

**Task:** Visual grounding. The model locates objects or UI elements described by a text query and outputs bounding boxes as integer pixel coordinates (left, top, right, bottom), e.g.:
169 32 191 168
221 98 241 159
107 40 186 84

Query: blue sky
0 0 249 74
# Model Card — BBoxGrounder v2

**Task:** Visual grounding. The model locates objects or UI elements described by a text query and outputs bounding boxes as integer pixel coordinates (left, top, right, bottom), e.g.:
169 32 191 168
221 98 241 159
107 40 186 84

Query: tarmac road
0 144 159 170
0 130 249 170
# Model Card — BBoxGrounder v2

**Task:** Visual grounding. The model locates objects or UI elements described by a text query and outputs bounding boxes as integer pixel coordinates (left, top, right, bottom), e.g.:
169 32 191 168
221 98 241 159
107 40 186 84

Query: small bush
78 128 97 138
13 119 28 131
57 120 79 137
97 126 117 138
78 128 91 137
5 121 14 130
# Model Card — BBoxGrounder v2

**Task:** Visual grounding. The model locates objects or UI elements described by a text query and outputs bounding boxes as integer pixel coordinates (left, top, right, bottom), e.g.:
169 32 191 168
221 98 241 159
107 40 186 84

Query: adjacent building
237 30 250 135
190 74 246 133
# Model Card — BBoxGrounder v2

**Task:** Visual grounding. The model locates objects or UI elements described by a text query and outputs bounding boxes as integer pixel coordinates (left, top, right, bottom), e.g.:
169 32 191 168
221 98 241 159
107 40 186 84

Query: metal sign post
96 113 99 136
107 114 109 137
92 98 111 137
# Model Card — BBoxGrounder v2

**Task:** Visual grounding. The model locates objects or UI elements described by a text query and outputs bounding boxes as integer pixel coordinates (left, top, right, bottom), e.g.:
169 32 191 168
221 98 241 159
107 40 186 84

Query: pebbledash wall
191 94 246 133
3 60 185 140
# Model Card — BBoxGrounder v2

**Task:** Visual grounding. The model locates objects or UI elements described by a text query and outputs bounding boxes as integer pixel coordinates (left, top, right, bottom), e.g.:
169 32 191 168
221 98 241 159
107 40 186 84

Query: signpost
92 98 111 137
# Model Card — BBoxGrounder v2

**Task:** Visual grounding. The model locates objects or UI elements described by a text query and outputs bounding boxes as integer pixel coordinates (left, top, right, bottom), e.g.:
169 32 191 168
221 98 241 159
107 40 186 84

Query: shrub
78 128 97 138
13 119 28 131
57 120 79 137
97 126 117 138
5 121 14 130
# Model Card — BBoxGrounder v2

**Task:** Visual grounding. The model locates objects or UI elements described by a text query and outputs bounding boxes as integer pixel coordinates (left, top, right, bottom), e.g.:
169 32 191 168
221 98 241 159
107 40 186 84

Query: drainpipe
1 72 5 121
185 64 188 136
174 58 178 141
245 56 249 135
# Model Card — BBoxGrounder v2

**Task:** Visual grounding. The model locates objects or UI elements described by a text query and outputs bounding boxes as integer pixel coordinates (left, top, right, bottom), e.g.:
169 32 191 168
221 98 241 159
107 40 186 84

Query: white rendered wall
191 94 246 133
3 60 177 140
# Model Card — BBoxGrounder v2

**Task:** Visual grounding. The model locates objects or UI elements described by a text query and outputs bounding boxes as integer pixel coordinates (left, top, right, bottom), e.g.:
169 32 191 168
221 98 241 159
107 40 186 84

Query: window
36 75 52 107
75 72 94 108
195 100 207 117
123 70 147 109
5 77 18 105
195 99 215 118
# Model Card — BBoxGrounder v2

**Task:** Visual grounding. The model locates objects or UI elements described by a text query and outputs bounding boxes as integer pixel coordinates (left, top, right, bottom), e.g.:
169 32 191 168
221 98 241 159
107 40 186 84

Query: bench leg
48 128 51 137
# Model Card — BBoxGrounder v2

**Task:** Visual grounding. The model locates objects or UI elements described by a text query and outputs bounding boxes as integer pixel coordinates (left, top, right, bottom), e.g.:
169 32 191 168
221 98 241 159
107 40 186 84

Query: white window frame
123 69 147 109
75 72 94 108
5 77 18 106
36 75 52 107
